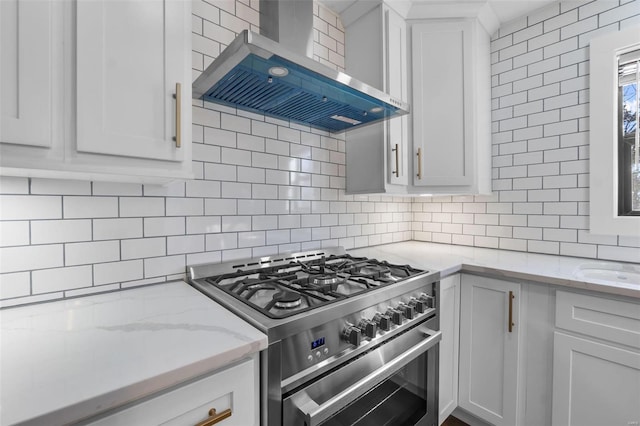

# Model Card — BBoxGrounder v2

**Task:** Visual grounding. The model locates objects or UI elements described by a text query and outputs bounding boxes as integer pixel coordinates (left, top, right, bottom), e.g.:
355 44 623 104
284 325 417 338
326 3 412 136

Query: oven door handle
293 326 442 426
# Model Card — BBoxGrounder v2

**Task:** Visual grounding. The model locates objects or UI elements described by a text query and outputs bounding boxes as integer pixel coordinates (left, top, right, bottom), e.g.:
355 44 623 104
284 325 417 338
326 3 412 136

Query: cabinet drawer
556 290 640 349
87 357 258 426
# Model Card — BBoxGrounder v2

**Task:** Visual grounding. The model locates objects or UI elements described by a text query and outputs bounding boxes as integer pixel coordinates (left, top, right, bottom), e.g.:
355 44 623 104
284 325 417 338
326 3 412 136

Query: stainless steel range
188 247 441 426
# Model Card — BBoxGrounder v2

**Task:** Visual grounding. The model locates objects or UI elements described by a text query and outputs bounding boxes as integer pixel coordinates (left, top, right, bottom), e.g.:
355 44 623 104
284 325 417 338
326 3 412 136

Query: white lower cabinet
439 274 460 425
86 356 259 426
458 274 521 426
552 291 640 426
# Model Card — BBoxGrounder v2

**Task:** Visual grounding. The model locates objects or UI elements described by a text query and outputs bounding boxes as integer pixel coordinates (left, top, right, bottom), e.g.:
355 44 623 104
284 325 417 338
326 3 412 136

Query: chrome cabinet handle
293 328 442 426
194 408 231 426
416 148 422 179
392 143 399 177
173 82 182 148
508 291 514 333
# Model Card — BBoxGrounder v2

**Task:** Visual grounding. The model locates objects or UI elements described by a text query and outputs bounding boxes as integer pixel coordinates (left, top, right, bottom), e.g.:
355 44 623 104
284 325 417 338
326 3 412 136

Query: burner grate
200 253 426 319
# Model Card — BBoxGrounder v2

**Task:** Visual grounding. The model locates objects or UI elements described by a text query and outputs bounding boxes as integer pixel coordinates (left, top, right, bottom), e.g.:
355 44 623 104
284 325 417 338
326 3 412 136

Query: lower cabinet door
458 274 520 425
87 357 258 426
552 332 640 426
438 274 460 425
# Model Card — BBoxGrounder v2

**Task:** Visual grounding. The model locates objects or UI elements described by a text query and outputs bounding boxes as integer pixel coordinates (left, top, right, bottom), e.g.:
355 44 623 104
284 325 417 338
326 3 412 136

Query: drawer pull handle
416 148 422 179
173 82 182 148
392 143 399 177
508 291 514 333
195 408 232 426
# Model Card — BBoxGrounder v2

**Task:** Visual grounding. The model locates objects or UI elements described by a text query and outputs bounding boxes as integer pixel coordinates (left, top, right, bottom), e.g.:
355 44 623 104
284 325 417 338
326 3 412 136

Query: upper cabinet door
1 0 56 148
76 0 187 162
412 20 474 187
385 7 408 186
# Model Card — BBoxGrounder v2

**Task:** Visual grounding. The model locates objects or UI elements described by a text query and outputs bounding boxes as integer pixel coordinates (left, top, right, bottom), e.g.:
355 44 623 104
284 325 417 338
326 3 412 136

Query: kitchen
1 0 639 424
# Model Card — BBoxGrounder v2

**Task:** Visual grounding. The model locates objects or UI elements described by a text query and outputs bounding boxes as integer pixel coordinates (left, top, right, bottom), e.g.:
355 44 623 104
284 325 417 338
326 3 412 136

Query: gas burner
237 277 263 286
357 265 392 279
312 275 344 286
273 291 302 309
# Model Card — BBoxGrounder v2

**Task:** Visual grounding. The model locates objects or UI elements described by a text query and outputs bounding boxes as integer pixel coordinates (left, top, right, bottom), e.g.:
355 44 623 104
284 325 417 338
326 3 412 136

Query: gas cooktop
189 248 427 320
200 253 426 319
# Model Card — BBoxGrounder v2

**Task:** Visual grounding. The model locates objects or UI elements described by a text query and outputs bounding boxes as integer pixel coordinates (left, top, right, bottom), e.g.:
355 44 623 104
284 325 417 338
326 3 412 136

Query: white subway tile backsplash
144 255 186 278
31 179 91 195
206 233 237 251
94 260 143 286
119 197 165 217
597 245 640 263
543 228 577 242
121 237 166 260
144 217 186 237
167 235 204 255
1 244 63 273
221 113 251 133
222 147 252 166
0 221 29 247
64 196 116 219
93 218 143 241
0 272 31 299
92 182 142 196
193 106 221 128
1 1 635 306
32 265 92 293
65 241 119 266
1 195 62 220
0 177 29 194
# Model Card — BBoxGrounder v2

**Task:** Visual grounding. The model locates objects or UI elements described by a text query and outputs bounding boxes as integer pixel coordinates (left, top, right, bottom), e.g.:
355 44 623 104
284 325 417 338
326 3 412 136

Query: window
618 50 639 215
590 26 640 236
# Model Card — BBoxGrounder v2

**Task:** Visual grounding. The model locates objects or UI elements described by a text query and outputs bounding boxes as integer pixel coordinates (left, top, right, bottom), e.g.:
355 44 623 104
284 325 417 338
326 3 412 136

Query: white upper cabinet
0 0 192 184
345 3 409 194
411 19 491 195
76 0 186 162
1 0 57 149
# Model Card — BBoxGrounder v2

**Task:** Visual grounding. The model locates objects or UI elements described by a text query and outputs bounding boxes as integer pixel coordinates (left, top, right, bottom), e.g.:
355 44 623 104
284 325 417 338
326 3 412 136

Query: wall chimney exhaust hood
192 30 410 133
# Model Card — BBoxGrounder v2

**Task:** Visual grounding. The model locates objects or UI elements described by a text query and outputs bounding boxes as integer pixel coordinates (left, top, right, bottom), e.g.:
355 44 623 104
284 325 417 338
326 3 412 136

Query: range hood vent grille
193 31 410 133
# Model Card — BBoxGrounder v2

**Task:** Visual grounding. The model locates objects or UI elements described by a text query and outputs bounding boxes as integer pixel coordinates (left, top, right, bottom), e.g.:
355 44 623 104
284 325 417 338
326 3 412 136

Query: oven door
283 318 440 426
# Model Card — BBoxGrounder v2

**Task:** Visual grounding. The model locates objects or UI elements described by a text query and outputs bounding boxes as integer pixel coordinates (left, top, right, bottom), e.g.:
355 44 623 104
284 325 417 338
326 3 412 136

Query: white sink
573 263 640 284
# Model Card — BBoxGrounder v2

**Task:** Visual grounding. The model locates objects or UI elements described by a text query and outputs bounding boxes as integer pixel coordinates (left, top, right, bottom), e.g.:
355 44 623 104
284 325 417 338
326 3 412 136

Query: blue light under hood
192 31 409 133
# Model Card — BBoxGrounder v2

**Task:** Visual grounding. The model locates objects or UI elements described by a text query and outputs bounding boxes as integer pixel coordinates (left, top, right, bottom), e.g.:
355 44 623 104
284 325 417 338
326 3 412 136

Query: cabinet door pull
173 82 182 148
508 291 514 333
392 143 399 177
195 408 232 426
416 148 422 179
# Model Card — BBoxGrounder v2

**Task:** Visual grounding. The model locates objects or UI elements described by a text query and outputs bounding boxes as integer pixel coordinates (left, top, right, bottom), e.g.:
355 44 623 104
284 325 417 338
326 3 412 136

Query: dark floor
442 415 470 426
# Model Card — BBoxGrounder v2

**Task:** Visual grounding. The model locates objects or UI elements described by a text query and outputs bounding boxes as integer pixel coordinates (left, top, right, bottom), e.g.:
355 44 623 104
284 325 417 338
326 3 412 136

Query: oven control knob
343 326 362 346
373 313 391 331
409 297 426 313
358 319 377 339
420 293 435 308
386 308 404 325
398 303 415 320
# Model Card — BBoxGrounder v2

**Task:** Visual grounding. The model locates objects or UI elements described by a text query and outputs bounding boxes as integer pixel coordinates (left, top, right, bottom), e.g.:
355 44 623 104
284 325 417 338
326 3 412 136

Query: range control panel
280 285 438 379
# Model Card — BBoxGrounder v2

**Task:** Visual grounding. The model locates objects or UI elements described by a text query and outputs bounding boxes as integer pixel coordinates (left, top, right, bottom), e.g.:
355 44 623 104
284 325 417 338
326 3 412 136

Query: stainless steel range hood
192 3 409 133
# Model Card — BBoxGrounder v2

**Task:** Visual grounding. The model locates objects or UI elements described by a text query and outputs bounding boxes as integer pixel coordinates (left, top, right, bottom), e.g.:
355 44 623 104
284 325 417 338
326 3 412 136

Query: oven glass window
322 355 428 426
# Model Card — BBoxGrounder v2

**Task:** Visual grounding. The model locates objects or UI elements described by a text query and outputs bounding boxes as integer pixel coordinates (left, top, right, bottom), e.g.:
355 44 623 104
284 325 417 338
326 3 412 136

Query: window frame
590 25 640 237
617 81 639 216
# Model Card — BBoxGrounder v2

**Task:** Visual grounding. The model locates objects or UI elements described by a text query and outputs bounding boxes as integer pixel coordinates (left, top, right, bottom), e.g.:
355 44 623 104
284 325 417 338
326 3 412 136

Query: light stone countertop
348 241 640 299
0 281 267 426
